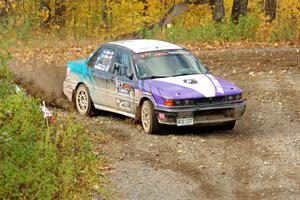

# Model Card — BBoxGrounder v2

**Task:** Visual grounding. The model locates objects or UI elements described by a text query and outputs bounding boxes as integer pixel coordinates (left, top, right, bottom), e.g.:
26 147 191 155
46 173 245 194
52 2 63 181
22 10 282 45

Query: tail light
66 67 71 80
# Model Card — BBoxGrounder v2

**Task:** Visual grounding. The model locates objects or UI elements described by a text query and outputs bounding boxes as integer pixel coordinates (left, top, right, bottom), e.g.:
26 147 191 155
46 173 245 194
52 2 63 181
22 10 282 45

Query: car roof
109 39 183 53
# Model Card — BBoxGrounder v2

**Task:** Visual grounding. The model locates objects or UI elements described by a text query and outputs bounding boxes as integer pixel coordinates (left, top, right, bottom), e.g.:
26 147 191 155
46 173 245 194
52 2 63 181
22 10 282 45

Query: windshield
133 50 208 80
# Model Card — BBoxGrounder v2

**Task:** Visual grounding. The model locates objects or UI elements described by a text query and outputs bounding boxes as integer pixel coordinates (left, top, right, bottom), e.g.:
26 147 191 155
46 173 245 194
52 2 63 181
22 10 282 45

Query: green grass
268 18 298 42
162 14 261 43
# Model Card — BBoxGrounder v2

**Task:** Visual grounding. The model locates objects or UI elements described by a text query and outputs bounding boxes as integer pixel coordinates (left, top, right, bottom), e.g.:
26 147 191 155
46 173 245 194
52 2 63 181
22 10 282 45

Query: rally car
63 39 246 134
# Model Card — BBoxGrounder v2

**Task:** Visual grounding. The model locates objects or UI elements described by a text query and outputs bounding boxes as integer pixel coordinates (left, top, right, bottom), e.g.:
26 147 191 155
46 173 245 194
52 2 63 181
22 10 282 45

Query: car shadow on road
158 124 237 137
91 110 239 137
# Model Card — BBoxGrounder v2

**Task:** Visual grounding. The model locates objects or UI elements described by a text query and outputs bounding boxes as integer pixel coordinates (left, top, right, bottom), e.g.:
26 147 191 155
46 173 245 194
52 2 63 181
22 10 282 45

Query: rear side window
87 48 102 67
94 48 115 71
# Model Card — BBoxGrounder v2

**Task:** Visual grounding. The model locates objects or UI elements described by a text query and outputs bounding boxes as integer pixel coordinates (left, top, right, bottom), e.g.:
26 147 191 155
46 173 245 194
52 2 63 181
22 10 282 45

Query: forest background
0 0 299 44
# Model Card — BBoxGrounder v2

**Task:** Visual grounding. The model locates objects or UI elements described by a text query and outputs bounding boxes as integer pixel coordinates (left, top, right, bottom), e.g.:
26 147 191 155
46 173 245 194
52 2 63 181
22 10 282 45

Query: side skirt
94 103 135 119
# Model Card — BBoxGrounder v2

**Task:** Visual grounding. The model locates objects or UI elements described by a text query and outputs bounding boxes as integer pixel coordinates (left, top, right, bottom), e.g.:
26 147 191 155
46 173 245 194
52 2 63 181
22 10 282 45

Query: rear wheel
221 121 236 130
141 100 160 134
75 84 94 116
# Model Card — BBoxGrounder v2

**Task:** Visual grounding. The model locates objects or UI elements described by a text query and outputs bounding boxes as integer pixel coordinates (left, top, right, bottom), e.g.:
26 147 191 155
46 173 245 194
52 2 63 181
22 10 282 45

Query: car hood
146 74 242 100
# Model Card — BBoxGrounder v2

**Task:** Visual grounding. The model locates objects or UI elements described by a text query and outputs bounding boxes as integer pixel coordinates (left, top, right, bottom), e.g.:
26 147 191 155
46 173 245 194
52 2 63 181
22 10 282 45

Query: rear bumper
155 102 246 126
63 80 77 101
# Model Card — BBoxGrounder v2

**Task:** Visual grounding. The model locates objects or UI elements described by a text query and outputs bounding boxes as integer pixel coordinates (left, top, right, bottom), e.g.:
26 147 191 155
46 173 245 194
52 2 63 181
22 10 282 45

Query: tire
141 100 160 134
221 121 236 130
75 84 94 116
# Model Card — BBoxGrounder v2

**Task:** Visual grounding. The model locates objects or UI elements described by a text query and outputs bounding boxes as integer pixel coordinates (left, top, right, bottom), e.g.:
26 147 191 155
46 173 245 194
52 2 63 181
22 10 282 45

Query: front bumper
155 102 246 126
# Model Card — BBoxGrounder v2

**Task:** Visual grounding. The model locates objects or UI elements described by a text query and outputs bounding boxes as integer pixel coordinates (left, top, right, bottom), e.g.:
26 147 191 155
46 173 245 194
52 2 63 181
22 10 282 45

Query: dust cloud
8 60 72 109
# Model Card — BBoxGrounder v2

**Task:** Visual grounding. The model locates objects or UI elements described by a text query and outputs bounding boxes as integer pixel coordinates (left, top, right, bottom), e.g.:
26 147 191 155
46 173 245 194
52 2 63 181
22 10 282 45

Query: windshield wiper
141 75 168 80
171 72 198 77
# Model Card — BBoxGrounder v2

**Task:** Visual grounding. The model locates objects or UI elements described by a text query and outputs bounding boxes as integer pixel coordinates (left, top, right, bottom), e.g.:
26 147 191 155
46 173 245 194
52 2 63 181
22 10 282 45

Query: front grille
194 109 227 116
194 96 225 104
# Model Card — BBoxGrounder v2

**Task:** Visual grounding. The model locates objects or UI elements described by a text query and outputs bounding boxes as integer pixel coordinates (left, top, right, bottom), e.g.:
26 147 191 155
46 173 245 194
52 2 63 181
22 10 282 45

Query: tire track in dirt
136 150 222 199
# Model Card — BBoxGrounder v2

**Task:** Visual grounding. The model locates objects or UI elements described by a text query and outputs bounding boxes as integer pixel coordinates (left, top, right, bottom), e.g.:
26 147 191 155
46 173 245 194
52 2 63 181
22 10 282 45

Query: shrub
0 42 102 199
268 18 298 42
162 13 261 43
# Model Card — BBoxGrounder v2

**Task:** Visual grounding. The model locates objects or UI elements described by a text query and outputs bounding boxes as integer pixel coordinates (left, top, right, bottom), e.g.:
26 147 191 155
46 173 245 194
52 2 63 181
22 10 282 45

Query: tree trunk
0 0 8 24
231 0 248 23
40 0 51 29
139 0 148 16
264 0 276 22
102 0 109 32
212 0 225 22
240 0 248 16
54 0 66 27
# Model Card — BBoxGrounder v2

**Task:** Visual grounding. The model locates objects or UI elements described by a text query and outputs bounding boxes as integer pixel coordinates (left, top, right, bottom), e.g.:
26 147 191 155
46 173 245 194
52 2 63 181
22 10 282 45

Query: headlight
174 99 194 106
226 93 242 101
235 93 242 100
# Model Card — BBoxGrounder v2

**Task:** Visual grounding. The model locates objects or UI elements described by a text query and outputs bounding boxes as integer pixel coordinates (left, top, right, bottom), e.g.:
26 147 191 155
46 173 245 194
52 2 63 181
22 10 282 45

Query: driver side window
113 51 131 77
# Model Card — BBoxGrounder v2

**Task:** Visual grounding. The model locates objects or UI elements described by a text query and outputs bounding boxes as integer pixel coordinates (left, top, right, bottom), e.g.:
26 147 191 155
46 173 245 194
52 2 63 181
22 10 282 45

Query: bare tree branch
158 0 211 28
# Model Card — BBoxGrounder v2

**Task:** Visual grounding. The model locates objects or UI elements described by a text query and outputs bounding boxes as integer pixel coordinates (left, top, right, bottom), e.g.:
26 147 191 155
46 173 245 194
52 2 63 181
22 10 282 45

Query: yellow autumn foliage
0 0 299 42
40 9 50 22
0 1 5 9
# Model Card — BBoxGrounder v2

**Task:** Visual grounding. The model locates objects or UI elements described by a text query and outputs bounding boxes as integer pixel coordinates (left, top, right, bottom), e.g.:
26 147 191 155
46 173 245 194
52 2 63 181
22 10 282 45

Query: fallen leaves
9 43 97 66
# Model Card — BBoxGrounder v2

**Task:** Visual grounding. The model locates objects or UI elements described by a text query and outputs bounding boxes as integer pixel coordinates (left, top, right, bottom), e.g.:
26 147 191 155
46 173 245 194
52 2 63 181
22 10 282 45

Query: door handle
106 77 114 82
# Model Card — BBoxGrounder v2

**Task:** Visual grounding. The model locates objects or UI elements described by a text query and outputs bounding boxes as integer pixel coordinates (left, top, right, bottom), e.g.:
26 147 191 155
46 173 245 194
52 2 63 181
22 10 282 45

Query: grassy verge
0 37 106 199
139 14 299 44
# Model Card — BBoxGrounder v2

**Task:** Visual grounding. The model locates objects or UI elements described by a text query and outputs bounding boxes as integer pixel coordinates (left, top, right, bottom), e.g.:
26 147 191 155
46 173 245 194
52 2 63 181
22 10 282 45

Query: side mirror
128 73 134 80
206 67 210 73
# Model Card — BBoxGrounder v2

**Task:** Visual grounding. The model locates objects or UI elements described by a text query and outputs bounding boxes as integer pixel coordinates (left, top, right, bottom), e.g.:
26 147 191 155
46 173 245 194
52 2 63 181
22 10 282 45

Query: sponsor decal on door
116 99 131 112
115 79 132 96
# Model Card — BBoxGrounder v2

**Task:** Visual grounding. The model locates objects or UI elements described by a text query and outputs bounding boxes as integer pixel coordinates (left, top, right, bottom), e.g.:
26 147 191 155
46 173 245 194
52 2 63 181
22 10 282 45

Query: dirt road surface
9 47 300 200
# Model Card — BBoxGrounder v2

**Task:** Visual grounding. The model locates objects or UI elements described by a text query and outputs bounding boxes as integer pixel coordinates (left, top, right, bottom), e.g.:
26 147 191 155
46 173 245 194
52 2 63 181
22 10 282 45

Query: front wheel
75 84 94 116
141 100 160 134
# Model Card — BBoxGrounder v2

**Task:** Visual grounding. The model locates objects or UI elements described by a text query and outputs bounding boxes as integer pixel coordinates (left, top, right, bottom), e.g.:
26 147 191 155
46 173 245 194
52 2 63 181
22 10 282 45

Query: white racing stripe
206 74 224 94
157 74 217 97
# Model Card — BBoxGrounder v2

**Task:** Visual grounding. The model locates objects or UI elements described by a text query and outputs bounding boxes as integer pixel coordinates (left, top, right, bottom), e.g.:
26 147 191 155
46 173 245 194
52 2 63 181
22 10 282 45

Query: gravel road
9 47 300 200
